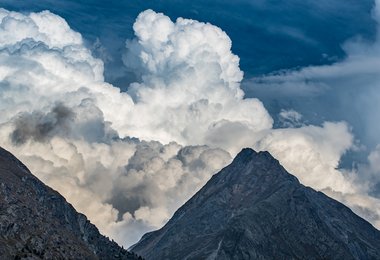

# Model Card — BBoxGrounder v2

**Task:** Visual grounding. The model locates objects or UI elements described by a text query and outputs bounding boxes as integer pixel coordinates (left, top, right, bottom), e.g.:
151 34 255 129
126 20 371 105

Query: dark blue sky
1 0 376 83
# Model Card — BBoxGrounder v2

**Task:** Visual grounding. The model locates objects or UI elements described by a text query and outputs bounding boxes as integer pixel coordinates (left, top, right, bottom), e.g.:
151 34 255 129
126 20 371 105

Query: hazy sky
1 0 379 247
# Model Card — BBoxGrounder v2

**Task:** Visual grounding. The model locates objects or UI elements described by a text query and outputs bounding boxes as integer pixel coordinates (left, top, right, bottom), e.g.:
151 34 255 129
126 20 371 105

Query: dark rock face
0 147 140 259
132 148 380 260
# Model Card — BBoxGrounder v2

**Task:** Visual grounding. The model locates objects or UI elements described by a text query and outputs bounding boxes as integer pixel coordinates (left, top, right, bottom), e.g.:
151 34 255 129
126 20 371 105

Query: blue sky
1 0 376 80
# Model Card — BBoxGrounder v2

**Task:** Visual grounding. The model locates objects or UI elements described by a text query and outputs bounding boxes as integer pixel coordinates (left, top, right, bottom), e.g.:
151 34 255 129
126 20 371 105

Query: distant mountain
132 148 380 259
0 147 140 259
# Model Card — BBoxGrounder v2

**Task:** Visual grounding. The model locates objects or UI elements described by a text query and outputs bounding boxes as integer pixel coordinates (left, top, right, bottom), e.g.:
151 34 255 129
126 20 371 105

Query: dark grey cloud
11 103 75 145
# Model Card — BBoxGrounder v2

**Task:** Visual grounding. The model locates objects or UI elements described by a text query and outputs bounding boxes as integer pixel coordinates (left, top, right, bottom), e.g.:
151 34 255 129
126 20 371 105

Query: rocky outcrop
0 147 140 259
132 148 380 260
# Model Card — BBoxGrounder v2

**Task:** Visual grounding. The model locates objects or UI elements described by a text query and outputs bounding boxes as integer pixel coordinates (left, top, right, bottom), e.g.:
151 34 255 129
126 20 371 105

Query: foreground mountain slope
0 147 140 259
132 148 380 260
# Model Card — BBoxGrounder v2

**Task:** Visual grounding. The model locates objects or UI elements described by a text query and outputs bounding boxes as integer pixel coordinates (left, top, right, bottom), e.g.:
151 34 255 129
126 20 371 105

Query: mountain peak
132 148 380 260
233 148 271 162
213 148 296 189
234 147 257 157
231 148 284 174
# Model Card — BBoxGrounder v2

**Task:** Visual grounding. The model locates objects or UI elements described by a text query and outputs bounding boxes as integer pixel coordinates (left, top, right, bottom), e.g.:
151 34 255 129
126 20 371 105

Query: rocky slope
132 148 380 259
0 147 140 259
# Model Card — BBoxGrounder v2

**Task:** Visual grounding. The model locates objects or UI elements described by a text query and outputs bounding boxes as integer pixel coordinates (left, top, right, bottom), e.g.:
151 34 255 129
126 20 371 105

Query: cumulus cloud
0 6 379 248
120 9 273 150
0 8 236 246
255 122 355 193
1 130 231 246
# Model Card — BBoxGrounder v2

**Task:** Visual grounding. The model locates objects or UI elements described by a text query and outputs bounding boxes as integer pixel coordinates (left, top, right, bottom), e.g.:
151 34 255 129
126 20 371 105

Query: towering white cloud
121 10 273 149
0 7 379 248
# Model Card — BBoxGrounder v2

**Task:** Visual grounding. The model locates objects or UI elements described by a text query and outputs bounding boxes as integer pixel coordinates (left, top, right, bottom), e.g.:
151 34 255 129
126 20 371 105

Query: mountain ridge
0 146 140 259
132 148 380 260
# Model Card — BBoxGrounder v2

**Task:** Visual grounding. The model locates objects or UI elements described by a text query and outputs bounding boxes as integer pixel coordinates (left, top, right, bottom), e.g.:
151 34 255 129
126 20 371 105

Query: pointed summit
233 147 258 160
132 149 380 260
231 148 274 164
202 148 298 197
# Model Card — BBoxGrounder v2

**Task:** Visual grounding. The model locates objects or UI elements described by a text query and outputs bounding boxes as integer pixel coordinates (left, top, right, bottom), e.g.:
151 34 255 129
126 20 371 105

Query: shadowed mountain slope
132 148 380 260
0 147 140 259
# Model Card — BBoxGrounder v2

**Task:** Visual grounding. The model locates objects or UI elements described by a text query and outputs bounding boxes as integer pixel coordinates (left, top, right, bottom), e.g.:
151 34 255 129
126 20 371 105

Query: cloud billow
11 103 74 144
0 7 379 247
121 9 273 148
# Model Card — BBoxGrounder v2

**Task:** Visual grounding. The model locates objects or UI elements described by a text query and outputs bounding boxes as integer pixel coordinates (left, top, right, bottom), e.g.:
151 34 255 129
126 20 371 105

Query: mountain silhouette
132 148 380 259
